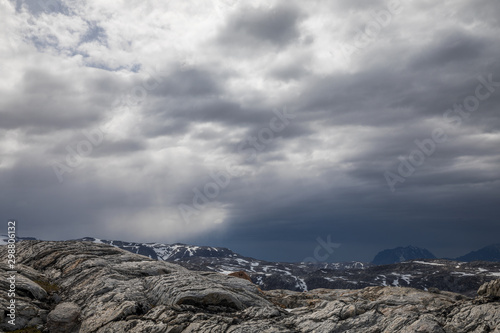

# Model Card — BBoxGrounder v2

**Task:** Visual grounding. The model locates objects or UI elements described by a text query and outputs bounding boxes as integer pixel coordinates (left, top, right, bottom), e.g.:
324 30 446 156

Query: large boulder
47 302 81 333
478 279 500 298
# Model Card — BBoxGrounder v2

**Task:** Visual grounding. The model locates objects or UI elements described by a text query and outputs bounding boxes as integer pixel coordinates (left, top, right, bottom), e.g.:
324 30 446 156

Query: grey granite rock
0 241 499 332
47 302 81 332
478 278 500 298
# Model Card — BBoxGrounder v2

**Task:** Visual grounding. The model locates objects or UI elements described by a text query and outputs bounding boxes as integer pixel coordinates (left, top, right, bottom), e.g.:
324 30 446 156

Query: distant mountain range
371 244 500 265
76 237 240 261
73 237 500 296
75 237 368 292
2 235 500 296
456 244 500 262
4 235 498 265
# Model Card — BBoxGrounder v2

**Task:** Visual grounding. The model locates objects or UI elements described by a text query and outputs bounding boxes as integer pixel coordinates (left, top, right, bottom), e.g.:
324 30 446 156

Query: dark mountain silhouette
456 244 500 262
372 245 436 265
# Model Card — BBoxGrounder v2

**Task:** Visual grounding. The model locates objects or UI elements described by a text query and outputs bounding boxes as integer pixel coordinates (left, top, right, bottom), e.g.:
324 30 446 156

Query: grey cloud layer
1 0 499 261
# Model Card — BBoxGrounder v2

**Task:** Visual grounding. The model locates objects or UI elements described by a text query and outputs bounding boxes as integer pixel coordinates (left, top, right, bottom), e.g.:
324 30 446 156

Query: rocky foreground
0 241 499 332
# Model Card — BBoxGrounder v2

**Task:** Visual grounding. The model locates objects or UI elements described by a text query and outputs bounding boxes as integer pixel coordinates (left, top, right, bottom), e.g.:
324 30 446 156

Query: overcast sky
1 0 499 262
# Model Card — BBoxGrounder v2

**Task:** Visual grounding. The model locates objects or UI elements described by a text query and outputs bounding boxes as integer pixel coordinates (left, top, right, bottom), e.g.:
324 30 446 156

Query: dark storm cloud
137 67 230 137
295 32 500 127
148 100 274 128
456 0 500 27
217 3 305 52
0 159 145 238
207 167 500 261
58 138 146 158
268 61 310 82
182 0 500 261
1 67 125 132
151 68 222 98
140 64 313 143
410 30 488 70
330 0 385 11
3 0 500 262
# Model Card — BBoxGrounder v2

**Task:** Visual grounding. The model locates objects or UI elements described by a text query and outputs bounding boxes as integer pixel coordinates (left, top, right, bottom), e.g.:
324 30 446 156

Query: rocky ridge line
0 241 499 332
